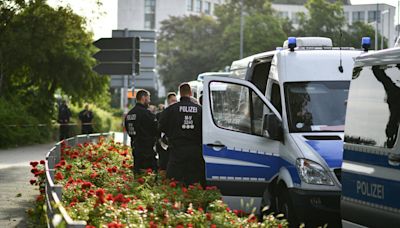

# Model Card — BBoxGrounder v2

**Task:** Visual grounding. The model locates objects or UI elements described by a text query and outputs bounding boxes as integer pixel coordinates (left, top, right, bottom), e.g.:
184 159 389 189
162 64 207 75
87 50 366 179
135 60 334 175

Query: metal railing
44 132 115 228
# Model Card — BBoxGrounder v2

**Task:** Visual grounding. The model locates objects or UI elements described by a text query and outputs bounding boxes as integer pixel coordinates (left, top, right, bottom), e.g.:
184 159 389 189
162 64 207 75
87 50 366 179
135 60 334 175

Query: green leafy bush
0 98 52 148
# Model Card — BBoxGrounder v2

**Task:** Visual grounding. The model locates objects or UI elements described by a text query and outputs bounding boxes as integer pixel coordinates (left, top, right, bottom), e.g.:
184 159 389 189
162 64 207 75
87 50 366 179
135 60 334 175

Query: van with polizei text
341 46 400 227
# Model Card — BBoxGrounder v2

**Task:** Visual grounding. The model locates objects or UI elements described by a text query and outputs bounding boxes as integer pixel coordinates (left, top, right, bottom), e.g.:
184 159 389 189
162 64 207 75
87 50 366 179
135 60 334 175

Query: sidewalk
0 143 54 227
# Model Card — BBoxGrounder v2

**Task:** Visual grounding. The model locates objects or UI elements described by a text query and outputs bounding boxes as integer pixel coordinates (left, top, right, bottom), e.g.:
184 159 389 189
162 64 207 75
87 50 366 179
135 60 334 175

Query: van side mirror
263 113 283 141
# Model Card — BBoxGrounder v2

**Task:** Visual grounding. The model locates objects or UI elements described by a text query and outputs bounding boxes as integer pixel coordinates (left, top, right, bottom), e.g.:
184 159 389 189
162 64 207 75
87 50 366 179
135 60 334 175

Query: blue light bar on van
362 37 371 52
288 37 297 52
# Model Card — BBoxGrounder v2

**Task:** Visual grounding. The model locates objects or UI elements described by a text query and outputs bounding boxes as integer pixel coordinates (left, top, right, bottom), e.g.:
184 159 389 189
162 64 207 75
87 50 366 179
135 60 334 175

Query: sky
48 0 399 40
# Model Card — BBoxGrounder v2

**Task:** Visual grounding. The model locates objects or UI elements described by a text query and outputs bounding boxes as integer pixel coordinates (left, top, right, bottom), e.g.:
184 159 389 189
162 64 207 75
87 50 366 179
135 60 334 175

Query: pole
381 13 384 49
398 0 399 38
122 28 129 146
239 0 244 59
375 3 379 50
123 75 128 145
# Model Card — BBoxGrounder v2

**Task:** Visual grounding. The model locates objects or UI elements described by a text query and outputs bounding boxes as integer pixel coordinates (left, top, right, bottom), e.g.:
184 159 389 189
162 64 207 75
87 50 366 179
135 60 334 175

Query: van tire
277 186 298 227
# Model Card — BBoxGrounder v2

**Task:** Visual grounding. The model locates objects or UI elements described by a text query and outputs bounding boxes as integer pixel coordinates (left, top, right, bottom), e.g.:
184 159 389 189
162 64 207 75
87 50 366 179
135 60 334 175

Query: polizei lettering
179 106 198 113
356 181 384 199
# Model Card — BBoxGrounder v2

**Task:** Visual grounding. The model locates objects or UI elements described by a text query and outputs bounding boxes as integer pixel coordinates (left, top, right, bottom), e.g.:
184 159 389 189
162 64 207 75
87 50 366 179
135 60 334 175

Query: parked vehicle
341 46 400 227
201 37 367 225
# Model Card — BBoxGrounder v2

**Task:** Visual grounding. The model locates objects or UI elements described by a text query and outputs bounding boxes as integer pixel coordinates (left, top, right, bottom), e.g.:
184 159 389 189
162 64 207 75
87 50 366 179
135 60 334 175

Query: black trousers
156 143 170 170
59 125 69 141
167 145 205 187
132 146 158 174
81 124 93 134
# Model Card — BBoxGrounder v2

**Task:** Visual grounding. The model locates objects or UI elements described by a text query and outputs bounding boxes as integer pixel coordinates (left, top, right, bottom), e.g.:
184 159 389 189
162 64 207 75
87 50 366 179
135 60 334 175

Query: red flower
176 225 184 228
169 181 177 188
163 198 169 203
137 178 145 184
107 222 124 228
278 224 283 228
66 164 72 170
70 202 76 207
198 207 204 212
112 166 118 173
30 161 39 167
95 188 105 197
55 172 64 180
149 221 157 228
40 160 45 165
146 168 153 174
226 207 231 212
36 195 44 202
210 225 217 228
137 205 144 211
82 182 92 189
106 194 114 201
181 187 188 193
187 224 193 228
30 168 38 174
30 179 36 185
60 160 66 166
206 213 212 221
90 172 97 179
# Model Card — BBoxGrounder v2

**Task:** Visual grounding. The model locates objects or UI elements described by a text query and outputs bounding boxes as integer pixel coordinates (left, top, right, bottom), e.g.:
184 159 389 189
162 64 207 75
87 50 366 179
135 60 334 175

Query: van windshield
284 81 350 132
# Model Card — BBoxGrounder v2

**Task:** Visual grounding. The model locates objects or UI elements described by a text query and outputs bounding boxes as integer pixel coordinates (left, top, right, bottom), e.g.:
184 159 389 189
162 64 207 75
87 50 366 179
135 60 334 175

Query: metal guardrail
44 132 115 228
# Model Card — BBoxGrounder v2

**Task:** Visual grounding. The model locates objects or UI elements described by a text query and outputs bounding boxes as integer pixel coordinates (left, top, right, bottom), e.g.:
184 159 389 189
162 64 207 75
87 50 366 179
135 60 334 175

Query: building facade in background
118 0 223 30
117 0 398 95
272 3 397 47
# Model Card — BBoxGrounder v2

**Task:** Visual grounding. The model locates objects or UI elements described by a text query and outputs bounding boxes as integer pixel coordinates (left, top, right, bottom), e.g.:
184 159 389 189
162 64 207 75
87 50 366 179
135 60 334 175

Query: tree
0 0 109 122
158 0 289 91
158 15 222 92
292 0 386 49
295 0 345 45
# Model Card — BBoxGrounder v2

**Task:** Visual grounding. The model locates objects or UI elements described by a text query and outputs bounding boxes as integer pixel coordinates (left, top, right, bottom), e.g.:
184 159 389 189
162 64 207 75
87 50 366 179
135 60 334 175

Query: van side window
345 64 400 148
209 81 271 136
210 82 251 134
271 83 282 115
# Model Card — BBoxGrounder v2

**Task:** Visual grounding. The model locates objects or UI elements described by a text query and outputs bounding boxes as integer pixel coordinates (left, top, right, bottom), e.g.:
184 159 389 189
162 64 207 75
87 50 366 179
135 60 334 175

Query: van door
342 63 400 227
202 76 282 197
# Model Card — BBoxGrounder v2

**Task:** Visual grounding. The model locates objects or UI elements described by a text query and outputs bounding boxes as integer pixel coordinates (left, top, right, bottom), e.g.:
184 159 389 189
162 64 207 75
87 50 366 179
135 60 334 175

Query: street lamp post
239 0 244 59
375 3 379 50
381 9 389 49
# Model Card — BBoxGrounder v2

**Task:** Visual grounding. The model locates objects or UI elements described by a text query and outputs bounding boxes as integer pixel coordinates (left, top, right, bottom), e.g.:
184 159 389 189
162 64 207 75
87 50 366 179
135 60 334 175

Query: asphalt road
0 143 54 227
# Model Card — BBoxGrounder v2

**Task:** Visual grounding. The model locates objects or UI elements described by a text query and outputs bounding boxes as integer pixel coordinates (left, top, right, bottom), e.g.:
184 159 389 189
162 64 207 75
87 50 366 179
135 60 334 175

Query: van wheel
277 187 298 227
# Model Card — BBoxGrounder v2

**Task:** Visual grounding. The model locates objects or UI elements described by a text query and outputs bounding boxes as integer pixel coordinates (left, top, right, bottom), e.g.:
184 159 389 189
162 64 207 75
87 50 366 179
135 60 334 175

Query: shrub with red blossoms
39 139 287 227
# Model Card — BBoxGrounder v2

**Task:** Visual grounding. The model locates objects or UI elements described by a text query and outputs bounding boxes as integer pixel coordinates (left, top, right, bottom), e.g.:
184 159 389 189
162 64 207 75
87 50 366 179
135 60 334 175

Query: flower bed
30 139 288 227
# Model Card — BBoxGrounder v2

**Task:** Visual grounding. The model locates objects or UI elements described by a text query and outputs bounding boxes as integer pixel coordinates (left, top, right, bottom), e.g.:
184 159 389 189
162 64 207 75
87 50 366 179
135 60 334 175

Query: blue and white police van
201 37 368 225
341 46 400 227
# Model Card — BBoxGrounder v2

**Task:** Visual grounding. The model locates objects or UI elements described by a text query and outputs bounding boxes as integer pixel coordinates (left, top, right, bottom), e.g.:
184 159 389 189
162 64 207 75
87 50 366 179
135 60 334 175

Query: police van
341 47 400 227
201 37 368 225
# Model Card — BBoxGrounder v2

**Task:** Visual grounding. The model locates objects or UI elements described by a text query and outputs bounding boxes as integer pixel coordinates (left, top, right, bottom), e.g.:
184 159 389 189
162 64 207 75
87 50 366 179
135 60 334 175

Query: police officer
58 100 71 141
125 90 158 174
79 104 94 134
159 83 205 186
156 92 177 171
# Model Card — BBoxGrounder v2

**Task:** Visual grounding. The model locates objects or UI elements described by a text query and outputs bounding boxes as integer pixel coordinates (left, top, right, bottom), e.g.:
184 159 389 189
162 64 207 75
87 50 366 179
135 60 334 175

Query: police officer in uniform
125 90 158 174
156 92 177 171
159 83 205 186
79 104 94 134
58 100 71 140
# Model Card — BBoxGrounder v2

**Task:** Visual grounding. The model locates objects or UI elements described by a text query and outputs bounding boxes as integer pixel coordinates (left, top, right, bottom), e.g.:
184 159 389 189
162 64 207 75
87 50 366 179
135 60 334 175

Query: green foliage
69 104 123 135
158 0 288 92
158 15 222 92
0 0 112 146
0 97 52 148
292 0 386 48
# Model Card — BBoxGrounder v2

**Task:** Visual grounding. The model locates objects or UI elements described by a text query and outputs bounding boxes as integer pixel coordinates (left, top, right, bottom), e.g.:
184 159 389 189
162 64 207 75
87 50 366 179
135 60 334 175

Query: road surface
0 143 54 227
